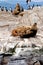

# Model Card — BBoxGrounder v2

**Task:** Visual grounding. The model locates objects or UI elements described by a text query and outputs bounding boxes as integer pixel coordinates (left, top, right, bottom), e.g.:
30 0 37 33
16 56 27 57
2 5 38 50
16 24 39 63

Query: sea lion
21 23 37 38
12 10 20 15
12 3 24 15
15 3 20 11
11 23 37 38
12 3 20 15
19 12 25 16
11 26 27 36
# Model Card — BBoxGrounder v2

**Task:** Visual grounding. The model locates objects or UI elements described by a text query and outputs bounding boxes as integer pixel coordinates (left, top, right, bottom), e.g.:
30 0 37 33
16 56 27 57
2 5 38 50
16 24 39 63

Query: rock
39 60 43 65
33 61 41 65
0 6 43 62
32 44 37 48
1 57 8 65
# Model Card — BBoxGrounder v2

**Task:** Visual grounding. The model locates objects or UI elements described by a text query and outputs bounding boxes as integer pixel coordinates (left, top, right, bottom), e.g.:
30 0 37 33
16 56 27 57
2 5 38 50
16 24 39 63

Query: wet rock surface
0 53 43 65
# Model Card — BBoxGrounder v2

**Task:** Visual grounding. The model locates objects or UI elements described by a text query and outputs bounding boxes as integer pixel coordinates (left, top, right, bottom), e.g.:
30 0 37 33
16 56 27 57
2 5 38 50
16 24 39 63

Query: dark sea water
0 0 43 10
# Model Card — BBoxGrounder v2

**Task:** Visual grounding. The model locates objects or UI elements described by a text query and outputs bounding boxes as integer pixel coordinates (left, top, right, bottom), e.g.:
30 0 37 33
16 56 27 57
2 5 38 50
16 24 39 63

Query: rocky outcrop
0 52 43 65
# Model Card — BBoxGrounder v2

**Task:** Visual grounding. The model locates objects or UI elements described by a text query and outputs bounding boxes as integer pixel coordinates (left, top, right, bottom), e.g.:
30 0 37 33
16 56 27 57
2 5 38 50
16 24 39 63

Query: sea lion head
31 23 37 30
33 23 37 26
15 3 20 11
16 3 20 8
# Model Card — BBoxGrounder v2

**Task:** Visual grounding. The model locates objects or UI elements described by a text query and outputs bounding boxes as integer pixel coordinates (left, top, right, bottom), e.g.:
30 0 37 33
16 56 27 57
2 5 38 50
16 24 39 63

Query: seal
12 3 24 15
21 23 37 38
11 23 37 38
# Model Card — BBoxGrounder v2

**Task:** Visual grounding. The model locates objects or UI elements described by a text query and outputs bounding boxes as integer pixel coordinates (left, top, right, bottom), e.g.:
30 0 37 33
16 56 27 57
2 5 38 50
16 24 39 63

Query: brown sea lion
21 23 37 38
12 3 20 15
12 10 20 15
15 3 20 11
11 23 37 38
11 26 27 36
12 3 24 15
19 12 25 16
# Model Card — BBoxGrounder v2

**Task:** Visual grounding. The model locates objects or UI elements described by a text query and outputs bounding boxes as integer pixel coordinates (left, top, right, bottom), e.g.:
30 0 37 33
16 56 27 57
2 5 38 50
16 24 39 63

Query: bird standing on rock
26 0 31 4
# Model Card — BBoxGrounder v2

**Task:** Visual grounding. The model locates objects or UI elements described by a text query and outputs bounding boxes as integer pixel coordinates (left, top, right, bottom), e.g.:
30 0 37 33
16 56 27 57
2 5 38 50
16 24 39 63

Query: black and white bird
26 0 31 4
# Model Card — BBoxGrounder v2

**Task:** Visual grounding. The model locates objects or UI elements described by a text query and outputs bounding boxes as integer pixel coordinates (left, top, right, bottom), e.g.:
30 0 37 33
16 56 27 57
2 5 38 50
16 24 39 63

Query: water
0 0 43 10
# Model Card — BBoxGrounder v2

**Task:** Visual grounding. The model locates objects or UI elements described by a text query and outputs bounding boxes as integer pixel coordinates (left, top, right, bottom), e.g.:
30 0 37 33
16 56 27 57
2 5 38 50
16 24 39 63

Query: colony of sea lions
11 23 37 38
12 3 24 15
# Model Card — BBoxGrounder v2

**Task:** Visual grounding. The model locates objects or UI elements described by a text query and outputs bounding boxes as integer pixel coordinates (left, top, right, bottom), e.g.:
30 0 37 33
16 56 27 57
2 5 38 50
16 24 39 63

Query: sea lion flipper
26 30 33 34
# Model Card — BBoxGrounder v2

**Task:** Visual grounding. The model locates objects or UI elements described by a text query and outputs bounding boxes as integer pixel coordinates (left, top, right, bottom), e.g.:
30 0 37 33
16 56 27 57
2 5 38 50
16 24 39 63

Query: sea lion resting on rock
21 23 37 38
12 3 24 15
11 23 37 38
